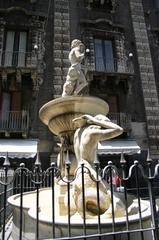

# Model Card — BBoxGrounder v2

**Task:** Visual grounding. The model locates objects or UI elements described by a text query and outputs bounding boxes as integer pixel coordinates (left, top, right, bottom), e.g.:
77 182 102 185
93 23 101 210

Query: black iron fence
0 153 159 240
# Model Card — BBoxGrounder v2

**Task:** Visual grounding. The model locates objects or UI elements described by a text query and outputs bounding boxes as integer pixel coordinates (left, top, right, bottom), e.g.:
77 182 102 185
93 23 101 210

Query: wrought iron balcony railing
0 51 38 68
0 110 29 135
88 56 134 74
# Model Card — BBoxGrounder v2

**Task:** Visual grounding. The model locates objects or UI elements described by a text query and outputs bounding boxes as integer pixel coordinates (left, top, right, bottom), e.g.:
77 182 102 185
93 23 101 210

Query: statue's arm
74 48 85 60
95 119 123 131
96 128 123 141
84 127 123 143
84 115 123 131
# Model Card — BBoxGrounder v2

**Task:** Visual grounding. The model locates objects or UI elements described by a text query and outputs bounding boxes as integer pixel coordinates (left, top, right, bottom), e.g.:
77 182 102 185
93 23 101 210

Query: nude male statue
66 114 124 218
73 114 123 164
62 39 88 96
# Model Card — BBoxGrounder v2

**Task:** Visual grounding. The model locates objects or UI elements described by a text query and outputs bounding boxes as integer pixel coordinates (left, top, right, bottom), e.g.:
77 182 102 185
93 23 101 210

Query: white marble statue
62 39 88 96
73 114 123 164
65 114 124 218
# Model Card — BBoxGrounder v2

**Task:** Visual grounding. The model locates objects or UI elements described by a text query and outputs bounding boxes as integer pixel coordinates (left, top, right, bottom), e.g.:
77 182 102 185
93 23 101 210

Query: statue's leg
74 72 88 95
62 80 75 96
73 128 81 162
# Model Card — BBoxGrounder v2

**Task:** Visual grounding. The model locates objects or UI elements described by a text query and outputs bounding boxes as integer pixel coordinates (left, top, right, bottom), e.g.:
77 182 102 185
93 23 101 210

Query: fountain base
8 187 153 240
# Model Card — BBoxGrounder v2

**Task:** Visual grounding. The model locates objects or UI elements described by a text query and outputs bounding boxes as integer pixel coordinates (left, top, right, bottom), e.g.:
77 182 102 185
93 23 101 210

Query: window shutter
4 31 15 66
18 32 27 67
95 39 105 71
104 40 114 72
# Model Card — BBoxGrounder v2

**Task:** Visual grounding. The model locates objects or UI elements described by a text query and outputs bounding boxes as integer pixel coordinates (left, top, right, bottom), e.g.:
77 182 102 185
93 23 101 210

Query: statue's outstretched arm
94 128 123 141
73 114 123 131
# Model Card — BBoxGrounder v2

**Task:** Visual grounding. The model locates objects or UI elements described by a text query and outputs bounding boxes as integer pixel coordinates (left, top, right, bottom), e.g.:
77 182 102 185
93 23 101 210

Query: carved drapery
31 70 43 92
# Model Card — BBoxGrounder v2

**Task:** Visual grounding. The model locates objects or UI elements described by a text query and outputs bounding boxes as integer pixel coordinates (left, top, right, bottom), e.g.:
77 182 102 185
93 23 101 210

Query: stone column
53 0 70 98
115 34 128 73
130 0 159 158
0 18 5 65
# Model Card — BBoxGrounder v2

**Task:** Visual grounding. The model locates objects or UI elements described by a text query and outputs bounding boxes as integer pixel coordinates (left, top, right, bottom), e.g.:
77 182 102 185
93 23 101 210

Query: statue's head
73 115 88 128
71 39 82 49
73 114 111 128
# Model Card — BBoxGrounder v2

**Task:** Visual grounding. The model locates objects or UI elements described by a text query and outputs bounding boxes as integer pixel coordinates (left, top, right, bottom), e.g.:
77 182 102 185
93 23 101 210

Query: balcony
0 51 38 69
92 56 133 75
0 110 29 137
108 112 132 132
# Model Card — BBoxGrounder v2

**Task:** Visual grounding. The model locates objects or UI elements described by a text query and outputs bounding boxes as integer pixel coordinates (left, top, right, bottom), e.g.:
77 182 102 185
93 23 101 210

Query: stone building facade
0 0 159 169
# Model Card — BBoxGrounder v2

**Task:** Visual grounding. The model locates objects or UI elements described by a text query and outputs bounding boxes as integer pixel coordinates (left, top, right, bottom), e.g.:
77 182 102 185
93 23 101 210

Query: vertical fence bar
108 162 116 240
120 153 130 240
65 151 71 238
19 163 25 240
81 161 86 237
134 161 144 240
0 170 2 229
51 162 55 238
2 154 10 240
26 171 29 193
36 181 39 240
147 178 159 240
94 160 101 239
2 167 8 240
14 173 18 194
147 156 159 240
35 165 40 240
46 172 49 187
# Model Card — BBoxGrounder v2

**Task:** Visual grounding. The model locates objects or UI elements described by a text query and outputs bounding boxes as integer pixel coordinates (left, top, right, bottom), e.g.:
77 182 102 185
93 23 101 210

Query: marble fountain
8 39 153 240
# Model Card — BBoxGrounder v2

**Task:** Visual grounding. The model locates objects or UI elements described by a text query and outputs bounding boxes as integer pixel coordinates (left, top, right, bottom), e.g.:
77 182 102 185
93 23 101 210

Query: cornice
80 18 125 30
0 7 47 18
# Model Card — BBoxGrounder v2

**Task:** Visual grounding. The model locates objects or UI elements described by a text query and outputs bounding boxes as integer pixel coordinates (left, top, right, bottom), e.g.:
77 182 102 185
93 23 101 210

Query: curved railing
0 152 159 239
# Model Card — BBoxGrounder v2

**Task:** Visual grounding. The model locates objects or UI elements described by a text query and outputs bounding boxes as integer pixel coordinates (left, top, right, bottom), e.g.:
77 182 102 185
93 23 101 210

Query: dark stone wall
0 0 55 168
142 0 159 98
69 0 146 122
0 0 49 13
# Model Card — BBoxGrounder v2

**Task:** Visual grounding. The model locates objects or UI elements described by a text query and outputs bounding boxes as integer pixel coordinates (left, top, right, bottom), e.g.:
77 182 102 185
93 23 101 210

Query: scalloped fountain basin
39 96 109 135
8 188 153 240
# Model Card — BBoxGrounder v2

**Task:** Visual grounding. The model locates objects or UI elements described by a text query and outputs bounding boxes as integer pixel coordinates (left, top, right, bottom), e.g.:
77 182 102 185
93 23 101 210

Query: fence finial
34 151 41 166
65 150 71 165
120 151 126 164
3 152 10 167
146 148 152 163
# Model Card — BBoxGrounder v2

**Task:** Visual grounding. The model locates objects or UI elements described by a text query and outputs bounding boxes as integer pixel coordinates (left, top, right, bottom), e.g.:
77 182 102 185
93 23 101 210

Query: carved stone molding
16 70 22 83
31 70 43 91
1 70 7 89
